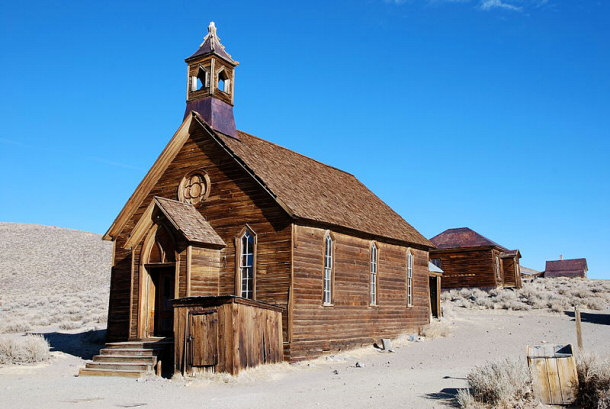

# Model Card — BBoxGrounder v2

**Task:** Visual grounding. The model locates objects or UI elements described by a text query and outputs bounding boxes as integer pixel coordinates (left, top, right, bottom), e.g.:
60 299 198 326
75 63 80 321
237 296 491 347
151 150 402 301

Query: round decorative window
178 171 210 205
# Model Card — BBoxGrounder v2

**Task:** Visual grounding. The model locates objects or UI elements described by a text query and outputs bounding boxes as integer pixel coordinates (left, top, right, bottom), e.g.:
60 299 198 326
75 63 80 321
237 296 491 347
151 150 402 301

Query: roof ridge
431 227 508 250
236 130 355 177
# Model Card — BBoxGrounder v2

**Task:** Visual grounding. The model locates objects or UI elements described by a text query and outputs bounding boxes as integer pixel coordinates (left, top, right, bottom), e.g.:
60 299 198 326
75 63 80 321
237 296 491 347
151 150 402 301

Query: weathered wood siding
190 247 222 296
106 237 131 341
502 257 516 287
502 257 522 288
431 248 497 289
173 297 283 375
290 225 430 362
107 124 292 341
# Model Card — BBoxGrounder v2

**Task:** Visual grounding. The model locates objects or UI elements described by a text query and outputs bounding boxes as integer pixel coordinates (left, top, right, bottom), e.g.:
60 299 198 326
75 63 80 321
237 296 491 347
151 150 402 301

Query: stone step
92 355 157 364
85 362 151 371
100 348 155 356
78 368 144 378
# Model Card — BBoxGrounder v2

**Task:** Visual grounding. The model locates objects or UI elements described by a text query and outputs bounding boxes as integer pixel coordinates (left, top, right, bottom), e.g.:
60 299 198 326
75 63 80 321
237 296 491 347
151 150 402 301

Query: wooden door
153 267 174 337
190 311 218 367
429 277 440 318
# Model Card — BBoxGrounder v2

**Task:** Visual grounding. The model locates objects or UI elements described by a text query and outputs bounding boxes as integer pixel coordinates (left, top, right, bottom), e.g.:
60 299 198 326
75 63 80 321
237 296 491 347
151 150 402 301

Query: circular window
178 171 210 205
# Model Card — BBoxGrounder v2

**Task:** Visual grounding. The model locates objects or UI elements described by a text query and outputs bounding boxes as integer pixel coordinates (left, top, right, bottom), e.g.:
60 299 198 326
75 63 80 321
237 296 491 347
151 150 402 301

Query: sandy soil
1 308 608 409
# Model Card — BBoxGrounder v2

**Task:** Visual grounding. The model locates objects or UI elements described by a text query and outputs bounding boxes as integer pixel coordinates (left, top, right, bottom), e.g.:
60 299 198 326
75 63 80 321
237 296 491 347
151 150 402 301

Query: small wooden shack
544 258 588 278
172 296 283 375
88 22 435 377
429 227 522 289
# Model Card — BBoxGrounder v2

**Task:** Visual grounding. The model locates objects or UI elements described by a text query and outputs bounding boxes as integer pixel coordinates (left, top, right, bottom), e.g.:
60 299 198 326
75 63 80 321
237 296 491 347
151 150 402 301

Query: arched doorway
140 224 176 338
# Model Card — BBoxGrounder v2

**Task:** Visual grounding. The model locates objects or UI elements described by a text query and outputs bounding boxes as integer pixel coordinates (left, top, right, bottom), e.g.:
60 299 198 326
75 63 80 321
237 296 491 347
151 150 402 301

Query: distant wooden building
429 227 522 289
89 23 434 376
520 266 543 282
544 258 588 278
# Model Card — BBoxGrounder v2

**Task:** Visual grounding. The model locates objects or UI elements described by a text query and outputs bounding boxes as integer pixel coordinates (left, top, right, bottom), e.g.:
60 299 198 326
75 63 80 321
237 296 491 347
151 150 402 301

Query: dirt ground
1 308 608 409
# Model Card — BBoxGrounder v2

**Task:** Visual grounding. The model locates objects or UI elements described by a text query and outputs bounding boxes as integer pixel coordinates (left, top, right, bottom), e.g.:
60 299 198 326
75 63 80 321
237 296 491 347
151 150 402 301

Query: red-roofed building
429 227 522 289
544 258 588 278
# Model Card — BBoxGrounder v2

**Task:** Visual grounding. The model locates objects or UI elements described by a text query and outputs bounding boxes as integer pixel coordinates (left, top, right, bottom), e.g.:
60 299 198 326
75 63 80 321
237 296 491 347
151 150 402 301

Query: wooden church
85 23 434 377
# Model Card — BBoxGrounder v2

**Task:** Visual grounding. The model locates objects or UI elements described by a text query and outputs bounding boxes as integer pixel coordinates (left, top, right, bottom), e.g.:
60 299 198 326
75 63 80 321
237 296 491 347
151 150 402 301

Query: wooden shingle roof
214 128 432 248
103 113 432 248
155 197 226 247
430 227 507 250
545 258 588 274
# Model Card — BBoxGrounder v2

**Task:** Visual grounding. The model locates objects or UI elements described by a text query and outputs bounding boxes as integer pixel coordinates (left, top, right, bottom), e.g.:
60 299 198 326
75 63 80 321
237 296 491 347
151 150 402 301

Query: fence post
575 307 583 350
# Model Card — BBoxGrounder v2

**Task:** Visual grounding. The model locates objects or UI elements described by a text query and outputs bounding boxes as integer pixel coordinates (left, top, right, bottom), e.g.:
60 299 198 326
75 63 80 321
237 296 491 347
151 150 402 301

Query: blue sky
1 0 608 278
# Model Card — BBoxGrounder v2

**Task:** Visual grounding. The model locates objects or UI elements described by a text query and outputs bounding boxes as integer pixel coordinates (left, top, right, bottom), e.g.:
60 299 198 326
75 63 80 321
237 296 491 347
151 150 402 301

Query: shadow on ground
564 310 610 326
40 329 106 360
424 387 461 408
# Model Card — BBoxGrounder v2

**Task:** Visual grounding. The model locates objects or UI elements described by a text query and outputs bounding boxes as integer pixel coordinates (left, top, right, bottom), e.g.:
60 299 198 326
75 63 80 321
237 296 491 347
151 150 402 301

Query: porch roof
154 197 226 247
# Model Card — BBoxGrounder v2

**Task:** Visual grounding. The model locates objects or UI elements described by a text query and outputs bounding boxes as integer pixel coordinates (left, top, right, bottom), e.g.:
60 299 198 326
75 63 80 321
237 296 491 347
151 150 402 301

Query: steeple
184 22 239 138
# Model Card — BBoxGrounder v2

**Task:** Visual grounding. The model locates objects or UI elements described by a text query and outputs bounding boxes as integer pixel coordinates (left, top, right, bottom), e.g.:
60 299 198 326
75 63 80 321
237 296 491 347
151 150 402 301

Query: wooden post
156 360 162 377
575 307 583 350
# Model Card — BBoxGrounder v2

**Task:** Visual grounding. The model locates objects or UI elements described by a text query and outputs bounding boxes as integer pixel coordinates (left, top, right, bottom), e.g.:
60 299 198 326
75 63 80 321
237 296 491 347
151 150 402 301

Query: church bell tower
184 22 239 139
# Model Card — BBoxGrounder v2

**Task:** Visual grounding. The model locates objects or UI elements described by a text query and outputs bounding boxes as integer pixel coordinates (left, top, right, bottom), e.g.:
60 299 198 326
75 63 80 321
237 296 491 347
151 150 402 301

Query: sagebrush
442 278 610 312
458 358 535 409
0 335 50 365
576 353 610 409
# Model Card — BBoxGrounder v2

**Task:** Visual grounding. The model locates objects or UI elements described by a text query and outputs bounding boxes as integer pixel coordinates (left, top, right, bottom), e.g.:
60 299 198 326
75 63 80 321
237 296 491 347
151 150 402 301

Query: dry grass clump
420 321 452 339
0 335 50 365
457 358 535 409
576 352 610 409
442 278 610 313
0 320 32 334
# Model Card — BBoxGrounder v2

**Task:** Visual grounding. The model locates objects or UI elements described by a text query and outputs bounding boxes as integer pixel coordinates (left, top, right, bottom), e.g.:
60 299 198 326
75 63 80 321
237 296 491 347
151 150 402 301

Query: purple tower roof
186 22 237 66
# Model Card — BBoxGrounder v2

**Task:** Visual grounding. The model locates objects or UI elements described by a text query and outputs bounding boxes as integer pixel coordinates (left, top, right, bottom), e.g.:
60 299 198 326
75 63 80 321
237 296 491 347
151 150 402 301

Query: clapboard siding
502 257 517 287
129 242 142 339
430 248 497 289
106 237 131 342
290 225 430 362
107 124 292 342
190 247 221 296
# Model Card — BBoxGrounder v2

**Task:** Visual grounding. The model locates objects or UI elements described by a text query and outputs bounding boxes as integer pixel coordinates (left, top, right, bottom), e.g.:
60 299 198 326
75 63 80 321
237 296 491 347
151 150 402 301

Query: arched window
407 250 413 307
148 226 176 264
370 243 378 305
323 234 333 305
239 229 255 299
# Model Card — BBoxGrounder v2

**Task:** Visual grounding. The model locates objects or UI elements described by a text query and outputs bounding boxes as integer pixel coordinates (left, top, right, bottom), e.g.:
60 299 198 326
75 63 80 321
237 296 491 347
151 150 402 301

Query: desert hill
0 223 112 332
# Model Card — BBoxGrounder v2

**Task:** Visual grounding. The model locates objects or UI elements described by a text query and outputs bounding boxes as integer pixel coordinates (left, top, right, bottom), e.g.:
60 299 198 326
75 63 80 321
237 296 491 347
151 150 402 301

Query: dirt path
1 308 608 409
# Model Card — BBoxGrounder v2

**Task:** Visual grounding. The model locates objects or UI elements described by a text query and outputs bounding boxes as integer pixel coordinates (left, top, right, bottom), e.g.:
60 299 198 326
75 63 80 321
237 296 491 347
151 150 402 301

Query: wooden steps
79 339 171 378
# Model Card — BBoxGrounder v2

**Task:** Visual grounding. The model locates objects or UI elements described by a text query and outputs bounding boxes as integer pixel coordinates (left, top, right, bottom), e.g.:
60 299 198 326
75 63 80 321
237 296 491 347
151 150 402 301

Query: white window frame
239 229 255 299
323 234 333 305
370 243 378 305
407 250 413 307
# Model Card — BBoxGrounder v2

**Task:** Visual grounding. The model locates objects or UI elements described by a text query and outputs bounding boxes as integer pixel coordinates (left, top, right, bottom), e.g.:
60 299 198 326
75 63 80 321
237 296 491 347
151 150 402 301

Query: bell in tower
184 22 239 139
